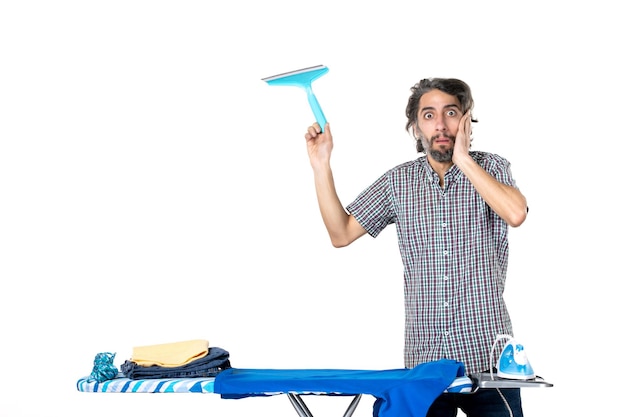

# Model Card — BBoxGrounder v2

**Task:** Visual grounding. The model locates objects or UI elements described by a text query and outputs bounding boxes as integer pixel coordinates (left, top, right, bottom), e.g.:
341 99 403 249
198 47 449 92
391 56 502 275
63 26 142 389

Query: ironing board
77 359 473 417
76 359 552 417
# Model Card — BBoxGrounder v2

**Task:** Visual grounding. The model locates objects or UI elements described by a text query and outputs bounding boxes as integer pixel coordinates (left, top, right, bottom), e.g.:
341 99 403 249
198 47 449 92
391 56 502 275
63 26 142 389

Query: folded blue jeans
121 346 231 379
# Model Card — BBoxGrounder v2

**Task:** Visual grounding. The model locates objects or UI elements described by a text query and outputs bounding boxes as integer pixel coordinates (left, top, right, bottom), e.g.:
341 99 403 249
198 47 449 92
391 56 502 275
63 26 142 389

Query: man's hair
405 78 477 153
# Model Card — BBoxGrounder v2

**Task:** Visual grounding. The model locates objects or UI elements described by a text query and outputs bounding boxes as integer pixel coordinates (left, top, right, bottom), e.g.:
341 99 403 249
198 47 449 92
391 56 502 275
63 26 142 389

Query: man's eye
424 113 433 119
446 110 457 117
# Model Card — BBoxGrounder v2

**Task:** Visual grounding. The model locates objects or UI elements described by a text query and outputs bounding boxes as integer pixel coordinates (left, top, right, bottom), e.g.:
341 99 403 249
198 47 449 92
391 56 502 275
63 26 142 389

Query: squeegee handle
305 87 327 132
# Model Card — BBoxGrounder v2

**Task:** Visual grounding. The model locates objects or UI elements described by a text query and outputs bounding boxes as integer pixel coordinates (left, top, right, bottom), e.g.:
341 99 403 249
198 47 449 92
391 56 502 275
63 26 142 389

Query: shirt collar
420 157 462 185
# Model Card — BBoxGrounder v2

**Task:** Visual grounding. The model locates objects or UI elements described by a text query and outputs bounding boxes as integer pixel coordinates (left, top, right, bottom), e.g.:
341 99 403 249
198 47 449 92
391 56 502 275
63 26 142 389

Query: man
303 78 528 417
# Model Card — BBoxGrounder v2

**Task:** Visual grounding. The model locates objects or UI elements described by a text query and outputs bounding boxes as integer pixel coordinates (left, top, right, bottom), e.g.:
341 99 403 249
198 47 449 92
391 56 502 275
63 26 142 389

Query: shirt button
442 222 447 228
443 275 448 281
443 250 448 256
443 301 449 307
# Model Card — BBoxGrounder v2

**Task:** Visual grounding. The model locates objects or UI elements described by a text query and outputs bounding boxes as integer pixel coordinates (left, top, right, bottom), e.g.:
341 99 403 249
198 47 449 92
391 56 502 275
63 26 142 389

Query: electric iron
262 65 329 131
490 334 536 380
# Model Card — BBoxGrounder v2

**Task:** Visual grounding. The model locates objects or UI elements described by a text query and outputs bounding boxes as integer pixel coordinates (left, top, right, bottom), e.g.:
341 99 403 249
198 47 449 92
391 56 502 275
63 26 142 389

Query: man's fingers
305 123 321 139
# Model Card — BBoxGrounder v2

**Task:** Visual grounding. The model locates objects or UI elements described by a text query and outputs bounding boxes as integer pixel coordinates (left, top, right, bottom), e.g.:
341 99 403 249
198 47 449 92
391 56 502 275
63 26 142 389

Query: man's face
415 89 463 163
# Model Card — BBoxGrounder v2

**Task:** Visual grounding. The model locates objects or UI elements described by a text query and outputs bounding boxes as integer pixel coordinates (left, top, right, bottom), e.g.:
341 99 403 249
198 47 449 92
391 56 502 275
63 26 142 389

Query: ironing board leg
286 393 362 417
287 393 314 417
342 394 362 417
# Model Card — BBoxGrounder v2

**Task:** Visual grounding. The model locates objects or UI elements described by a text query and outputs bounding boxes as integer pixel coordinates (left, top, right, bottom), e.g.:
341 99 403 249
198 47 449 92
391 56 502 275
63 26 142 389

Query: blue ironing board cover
77 373 215 393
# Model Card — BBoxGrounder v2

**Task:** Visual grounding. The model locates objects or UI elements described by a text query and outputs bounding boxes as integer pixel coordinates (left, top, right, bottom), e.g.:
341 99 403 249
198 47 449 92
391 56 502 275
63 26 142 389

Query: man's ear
413 124 421 139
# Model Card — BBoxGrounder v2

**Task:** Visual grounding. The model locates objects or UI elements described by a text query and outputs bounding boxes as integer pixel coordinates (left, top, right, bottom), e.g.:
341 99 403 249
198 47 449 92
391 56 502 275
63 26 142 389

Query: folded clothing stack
121 339 231 379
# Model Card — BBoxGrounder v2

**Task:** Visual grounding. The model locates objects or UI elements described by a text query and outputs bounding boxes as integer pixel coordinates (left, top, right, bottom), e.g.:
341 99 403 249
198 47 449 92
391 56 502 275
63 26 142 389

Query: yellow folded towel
131 339 209 367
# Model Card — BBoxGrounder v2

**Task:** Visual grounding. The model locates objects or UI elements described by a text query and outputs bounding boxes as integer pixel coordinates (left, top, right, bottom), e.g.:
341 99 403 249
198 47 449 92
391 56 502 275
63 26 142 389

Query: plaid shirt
346 151 518 375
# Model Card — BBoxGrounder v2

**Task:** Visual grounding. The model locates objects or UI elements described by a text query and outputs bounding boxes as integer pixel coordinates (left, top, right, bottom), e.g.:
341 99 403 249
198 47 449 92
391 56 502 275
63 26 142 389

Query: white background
1 1 623 416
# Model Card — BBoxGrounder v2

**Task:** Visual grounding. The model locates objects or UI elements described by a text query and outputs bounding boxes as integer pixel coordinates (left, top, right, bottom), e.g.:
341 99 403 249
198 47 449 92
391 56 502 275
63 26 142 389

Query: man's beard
421 135 454 163
430 148 453 162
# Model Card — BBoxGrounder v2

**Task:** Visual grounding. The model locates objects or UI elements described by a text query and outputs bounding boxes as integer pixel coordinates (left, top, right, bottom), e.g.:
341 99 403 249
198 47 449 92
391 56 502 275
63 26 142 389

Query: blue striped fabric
443 375 473 393
76 375 215 393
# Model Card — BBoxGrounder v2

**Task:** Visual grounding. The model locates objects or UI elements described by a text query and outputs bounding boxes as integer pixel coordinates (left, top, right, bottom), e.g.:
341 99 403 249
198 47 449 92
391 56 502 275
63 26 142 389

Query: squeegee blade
261 65 327 82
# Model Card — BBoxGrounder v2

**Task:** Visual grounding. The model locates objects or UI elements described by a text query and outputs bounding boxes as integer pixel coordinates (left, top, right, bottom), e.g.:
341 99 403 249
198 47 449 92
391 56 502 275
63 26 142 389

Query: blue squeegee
262 65 329 132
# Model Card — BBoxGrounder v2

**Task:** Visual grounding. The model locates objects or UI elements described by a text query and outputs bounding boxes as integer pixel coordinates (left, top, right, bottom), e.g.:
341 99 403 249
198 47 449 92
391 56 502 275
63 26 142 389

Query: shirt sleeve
480 153 518 188
346 171 396 238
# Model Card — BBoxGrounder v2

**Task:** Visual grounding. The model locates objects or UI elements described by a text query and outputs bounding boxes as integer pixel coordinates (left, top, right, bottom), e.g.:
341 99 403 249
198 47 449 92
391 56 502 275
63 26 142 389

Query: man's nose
435 117 447 130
